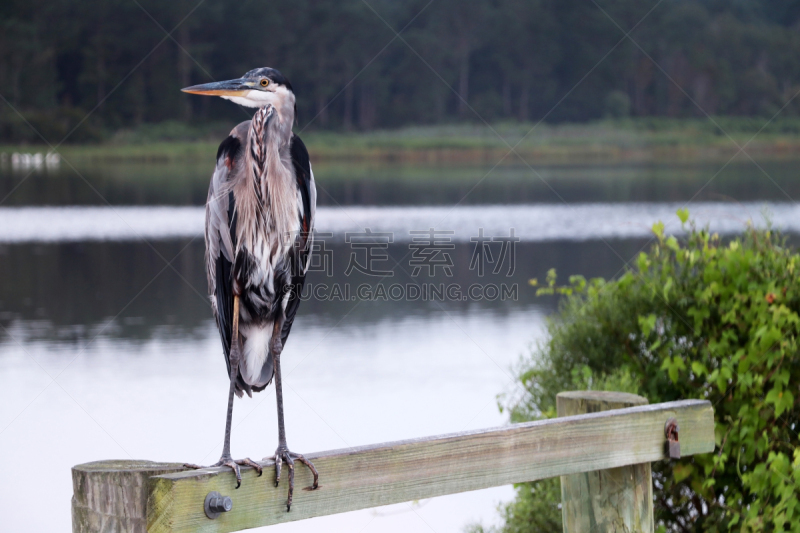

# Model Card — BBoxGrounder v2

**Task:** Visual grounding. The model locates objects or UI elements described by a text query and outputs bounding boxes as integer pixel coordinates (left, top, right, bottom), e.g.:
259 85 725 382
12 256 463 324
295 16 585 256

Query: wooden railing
71 391 715 533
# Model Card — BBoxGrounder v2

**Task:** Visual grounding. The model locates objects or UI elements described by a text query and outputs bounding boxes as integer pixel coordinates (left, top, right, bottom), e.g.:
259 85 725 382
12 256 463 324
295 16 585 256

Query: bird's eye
260 79 269 87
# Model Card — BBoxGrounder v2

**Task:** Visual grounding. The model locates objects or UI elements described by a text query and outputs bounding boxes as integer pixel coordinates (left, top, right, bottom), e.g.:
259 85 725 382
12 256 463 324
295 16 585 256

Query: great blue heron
181 67 318 511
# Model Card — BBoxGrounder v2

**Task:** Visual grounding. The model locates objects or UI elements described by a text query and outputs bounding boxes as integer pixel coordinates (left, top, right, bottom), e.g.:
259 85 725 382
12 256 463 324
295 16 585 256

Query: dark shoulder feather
290 133 313 233
216 135 241 165
280 134 316 346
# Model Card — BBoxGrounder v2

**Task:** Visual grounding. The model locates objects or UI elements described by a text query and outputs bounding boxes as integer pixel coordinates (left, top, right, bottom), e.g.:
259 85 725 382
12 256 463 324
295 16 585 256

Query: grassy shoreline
4 118 800 166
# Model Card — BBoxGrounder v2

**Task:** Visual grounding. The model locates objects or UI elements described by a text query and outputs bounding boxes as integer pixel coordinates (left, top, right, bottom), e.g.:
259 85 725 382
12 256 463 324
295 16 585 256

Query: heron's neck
242 106 298 245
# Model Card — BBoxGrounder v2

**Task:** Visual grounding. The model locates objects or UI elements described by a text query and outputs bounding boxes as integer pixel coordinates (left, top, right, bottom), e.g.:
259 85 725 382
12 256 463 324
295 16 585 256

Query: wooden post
72 460 185 533
557 391 653 533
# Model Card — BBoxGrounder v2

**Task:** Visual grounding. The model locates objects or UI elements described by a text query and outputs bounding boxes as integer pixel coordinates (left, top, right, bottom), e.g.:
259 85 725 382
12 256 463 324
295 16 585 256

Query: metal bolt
204 491 233 519
664 417 680 459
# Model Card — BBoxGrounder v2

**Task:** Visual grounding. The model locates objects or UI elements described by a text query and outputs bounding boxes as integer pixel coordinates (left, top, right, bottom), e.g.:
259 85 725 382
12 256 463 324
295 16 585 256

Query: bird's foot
184 455 263 489
267 447 319 511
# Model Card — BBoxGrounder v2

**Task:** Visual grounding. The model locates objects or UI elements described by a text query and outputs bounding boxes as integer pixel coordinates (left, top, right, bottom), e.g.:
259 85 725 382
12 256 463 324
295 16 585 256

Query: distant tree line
3 0 800 141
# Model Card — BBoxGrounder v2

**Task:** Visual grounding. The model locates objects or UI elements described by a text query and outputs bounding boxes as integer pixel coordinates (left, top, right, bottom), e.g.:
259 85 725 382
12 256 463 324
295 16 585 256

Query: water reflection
0 201 793 243
0 239 653 343
2 159 799 206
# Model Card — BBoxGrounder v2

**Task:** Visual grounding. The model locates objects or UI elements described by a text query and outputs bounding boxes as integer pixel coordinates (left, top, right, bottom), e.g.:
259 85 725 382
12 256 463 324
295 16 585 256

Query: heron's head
182 67 295 111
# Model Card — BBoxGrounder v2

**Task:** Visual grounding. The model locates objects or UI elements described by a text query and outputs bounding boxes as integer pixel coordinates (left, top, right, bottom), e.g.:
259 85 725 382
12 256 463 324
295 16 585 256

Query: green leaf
666 236 680 252
637 251 650 273
766 388 795 417
691 361 707 377
652 220 665 238
663 277 673 301
638 314 657 336
677 207 690 224
546 268 557 287
661 355 686 383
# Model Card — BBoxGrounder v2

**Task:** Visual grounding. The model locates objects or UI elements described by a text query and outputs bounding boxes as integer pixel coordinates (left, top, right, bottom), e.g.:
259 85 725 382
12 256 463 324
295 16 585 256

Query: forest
3 0 800 141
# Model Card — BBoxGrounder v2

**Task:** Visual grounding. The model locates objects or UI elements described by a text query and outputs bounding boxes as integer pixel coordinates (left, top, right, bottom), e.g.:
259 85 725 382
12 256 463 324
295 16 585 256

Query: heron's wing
281 133 317 346
206 135 242 378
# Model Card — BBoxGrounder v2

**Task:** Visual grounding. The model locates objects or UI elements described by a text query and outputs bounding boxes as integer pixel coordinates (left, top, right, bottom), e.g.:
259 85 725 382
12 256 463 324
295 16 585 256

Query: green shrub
498 212 800 532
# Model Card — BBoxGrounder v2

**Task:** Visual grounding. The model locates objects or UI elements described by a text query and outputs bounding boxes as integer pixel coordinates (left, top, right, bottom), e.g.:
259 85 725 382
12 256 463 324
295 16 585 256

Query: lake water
0 158 797 532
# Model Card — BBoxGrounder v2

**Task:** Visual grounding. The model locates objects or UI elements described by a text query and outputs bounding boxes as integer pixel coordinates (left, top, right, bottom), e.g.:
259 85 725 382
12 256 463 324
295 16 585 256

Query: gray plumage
205 105 316 396
183 67 320 509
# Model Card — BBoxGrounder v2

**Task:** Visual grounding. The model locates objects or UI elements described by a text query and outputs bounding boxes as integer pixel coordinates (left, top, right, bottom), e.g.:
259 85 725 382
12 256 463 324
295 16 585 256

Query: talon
187 456 262 489
222 460 243 488
293 454 319 489
286 455 295 510
235 457 263 476
272 449 315 511
274 453 282 487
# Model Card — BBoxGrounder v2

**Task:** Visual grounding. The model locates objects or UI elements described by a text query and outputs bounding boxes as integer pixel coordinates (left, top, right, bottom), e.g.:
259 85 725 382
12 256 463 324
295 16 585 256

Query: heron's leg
185 296 263 487
268 314 319 512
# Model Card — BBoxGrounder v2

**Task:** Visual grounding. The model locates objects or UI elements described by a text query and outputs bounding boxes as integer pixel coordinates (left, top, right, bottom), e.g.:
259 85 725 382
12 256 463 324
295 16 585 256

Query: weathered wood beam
145 399 714 533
